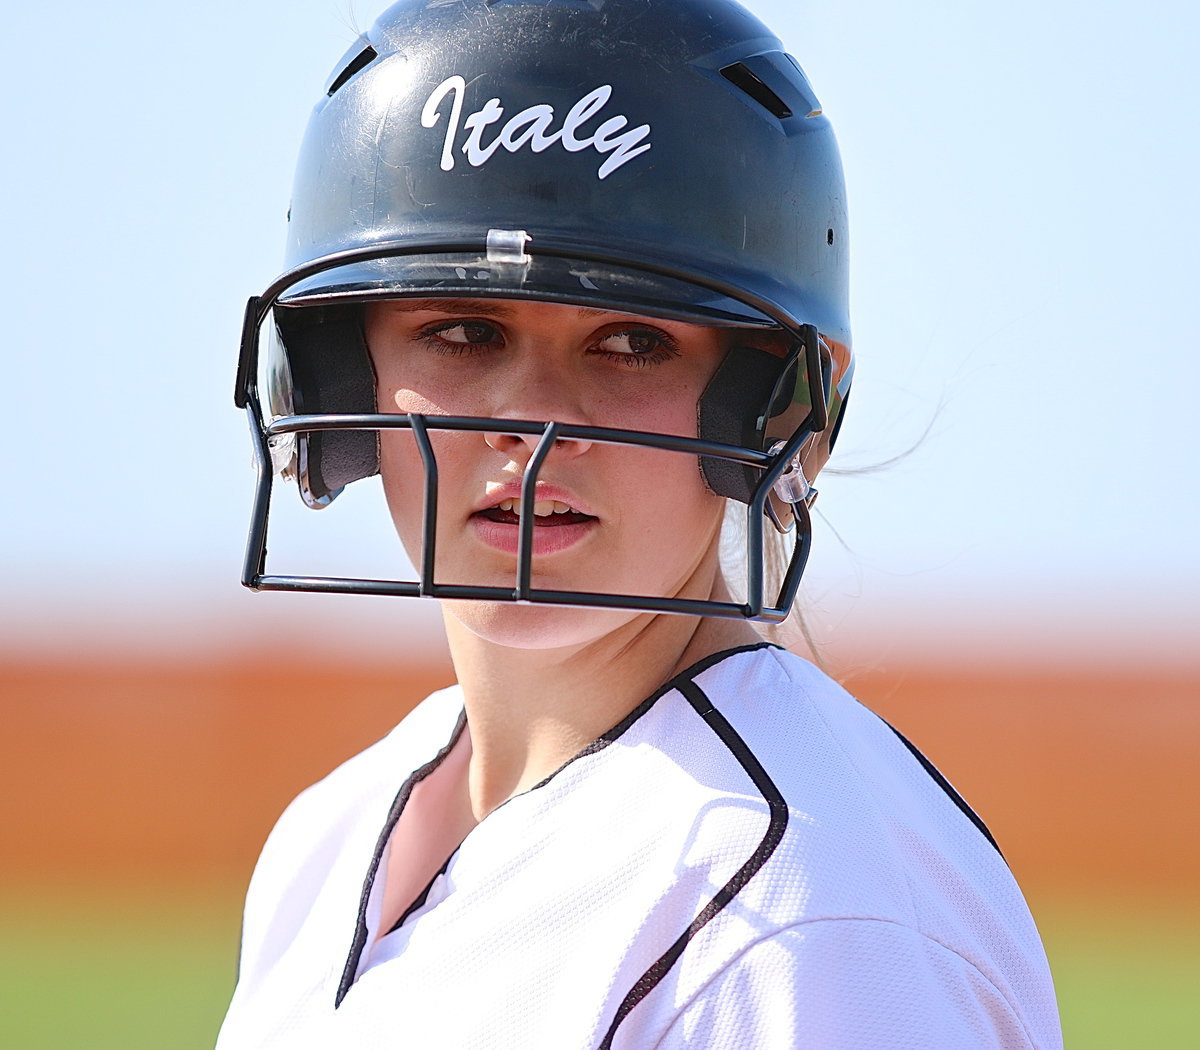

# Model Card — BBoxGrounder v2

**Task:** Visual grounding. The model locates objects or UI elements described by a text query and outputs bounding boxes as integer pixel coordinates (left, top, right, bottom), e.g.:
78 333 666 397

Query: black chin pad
698 345 787 503
277 305 379 500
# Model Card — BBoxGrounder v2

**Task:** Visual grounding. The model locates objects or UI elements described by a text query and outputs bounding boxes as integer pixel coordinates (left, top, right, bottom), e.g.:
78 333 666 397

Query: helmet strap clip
765 439 818 534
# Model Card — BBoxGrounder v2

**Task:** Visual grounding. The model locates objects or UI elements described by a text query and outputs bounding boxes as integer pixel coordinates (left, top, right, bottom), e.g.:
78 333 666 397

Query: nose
483 425 592 459
481 353 594 458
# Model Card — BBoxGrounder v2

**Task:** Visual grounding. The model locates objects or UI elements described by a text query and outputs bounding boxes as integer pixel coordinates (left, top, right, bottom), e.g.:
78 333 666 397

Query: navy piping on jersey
597 673 789 1049
334 642 779 1009
886 722 1005 859
335 709 468 1007
388 850 455 935
526 641 783 791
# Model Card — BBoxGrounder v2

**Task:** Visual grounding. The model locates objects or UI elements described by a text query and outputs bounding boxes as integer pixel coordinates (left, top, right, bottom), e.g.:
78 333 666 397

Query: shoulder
685 640 858 725
677 643 1022 919
679 643 995 907
647 919 1057 1050
632 644 1059 1047
673 642 871 769
260 683 464 852
234 684 464 974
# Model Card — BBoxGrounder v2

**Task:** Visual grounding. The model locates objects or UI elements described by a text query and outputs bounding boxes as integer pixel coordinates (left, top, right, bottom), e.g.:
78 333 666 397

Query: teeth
494 497 578 517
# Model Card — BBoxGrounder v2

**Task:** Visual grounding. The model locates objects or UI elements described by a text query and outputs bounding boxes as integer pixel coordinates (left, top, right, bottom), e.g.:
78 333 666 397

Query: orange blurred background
5 647 1195 899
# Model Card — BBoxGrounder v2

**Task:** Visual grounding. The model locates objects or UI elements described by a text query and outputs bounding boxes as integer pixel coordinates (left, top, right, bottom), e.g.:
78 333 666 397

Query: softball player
221 1 1063 1046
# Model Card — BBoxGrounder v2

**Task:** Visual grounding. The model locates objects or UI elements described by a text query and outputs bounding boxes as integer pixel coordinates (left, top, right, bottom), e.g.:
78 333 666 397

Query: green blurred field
1039 900 1200 1048
0 891 238 1050
1 890 1195 1048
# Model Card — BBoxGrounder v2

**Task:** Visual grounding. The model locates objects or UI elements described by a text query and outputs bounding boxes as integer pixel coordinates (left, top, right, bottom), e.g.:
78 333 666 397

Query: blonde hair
718 502 822 662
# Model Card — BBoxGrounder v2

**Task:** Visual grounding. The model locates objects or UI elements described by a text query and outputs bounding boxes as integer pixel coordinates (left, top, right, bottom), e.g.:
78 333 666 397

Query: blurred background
2 0 1196 1046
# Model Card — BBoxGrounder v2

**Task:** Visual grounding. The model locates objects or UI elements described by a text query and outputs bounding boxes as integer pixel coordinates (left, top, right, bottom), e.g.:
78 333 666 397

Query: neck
443 585 760 823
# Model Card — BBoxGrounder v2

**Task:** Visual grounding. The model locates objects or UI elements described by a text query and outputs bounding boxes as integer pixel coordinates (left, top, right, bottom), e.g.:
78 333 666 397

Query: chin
441 596 641 652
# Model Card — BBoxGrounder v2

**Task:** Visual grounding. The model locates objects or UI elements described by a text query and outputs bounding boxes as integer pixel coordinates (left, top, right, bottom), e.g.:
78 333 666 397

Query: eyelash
415 321 504 357
414 321 681 368
597 329 681 368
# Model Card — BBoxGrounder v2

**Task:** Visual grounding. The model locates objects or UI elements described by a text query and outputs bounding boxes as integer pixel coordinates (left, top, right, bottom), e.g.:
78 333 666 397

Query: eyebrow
379 297 606 319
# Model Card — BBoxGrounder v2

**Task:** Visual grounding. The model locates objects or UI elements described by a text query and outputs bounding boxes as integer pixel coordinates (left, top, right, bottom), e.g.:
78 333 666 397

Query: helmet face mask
235 0 854 622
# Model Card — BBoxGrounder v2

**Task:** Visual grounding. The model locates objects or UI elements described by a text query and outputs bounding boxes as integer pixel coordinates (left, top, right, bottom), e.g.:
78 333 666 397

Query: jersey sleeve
651 919 1045 1050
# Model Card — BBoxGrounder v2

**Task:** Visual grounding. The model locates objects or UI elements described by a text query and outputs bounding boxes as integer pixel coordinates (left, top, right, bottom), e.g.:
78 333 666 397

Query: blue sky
3 0 1196 662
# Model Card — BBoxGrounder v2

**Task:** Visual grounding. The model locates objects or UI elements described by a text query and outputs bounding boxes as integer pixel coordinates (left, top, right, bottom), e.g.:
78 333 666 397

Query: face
365 297 737 649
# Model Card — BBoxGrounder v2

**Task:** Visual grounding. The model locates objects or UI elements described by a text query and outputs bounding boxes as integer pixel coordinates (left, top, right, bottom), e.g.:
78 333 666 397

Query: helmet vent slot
719 62 793 120
327 45 379 97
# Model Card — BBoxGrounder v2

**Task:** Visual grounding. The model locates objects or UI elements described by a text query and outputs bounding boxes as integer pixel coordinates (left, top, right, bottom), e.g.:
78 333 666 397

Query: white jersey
217 644 1061 1049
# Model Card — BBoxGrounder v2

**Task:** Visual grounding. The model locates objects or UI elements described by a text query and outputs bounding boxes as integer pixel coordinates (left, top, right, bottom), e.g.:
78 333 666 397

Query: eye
592 327 680 367
430 320 500 345
418 319 504 355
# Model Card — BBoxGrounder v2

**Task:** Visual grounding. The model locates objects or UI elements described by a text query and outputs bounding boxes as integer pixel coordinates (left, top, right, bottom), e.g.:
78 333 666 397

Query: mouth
477 497 598 528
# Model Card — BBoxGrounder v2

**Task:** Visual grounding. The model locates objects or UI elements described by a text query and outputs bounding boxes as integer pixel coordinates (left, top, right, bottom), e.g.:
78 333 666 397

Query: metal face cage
235 242 830 623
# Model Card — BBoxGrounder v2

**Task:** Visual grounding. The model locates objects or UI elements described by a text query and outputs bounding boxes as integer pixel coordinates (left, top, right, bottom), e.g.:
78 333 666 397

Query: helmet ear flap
273 305 380 507
697 344 790 503
699 328 843 508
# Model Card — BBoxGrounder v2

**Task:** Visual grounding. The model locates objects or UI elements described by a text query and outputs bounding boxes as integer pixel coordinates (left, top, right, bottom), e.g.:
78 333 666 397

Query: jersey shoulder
670 646 1059 1046
234 684 464 980
262 683 464 853
690 645 1014 923
694 645 989 877
653 919 1052 1050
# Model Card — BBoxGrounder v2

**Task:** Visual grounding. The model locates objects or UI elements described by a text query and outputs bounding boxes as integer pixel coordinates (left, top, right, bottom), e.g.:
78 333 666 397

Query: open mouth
478 497 597 527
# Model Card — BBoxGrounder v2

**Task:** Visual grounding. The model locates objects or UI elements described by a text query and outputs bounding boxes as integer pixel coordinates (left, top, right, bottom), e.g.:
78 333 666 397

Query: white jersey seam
655 916 1039 1050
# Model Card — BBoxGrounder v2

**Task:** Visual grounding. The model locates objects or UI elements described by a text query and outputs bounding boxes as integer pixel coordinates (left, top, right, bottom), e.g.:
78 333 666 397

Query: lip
469 515 597 556
469 480 598 556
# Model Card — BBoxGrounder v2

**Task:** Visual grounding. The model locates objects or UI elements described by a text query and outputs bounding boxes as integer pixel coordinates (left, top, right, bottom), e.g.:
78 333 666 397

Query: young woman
222 1 1062 1046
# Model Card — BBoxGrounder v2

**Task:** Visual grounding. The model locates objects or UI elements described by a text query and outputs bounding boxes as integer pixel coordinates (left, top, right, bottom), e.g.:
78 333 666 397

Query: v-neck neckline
336 641 779 1006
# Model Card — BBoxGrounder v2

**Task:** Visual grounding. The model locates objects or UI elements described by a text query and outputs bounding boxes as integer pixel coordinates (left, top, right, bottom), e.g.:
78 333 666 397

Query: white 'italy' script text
421 76 652 181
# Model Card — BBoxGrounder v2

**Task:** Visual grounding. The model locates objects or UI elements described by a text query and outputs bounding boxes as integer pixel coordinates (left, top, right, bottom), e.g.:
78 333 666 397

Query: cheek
376 433 423 551
616 444 725 553
378 426 482 546
372 343 480 416
588 373 706 441
371 365 439 547
374 364 443 414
